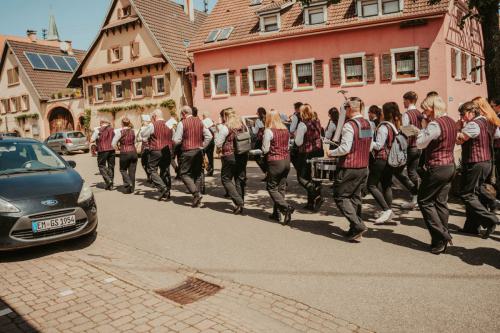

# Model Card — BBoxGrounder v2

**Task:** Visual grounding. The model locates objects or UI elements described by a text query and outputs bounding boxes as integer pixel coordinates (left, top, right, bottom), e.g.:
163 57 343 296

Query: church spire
47 14 60 41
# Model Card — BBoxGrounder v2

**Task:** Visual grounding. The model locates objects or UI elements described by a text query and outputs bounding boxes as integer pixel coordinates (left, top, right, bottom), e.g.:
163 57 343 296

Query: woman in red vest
368 102 401 225
295 104 324 211
416 95 457 254
215 108 248 215
112 117 137 194
261 110 294 224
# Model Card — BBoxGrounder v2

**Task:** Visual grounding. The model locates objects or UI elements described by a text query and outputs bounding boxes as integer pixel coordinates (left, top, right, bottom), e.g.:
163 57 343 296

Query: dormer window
382 0 400 14
305 6 327 25
261 14 280 32
357 0 402 17
122 5 132 17
359 0 378 17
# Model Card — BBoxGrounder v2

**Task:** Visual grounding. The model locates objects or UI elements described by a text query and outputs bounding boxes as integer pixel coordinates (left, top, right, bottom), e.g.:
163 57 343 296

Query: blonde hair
222 108 243 130
265 111 286 130
299 104 314 122
421 95 447 118
472 96 500 127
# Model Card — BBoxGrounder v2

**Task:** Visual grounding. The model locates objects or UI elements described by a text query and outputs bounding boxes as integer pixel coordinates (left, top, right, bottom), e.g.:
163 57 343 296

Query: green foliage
83 109 92 131
160 99 176 110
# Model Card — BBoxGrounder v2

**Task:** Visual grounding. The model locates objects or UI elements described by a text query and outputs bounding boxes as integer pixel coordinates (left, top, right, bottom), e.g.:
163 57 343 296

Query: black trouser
254 140 267 174
119 152 138 190
141 149 151 178
221 154 248 206
417 165 455 245
367 158 393 211
148 147 171 192
393 147 420 196
495 148 500 199
180 149 204 196
204 139 215 174
333 168 368 232
97 151 115 185
267 159 290 213
296 151 322 203
461 161 498 233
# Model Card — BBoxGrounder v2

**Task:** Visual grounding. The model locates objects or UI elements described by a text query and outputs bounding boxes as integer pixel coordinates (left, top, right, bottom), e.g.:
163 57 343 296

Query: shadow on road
0 298 39 333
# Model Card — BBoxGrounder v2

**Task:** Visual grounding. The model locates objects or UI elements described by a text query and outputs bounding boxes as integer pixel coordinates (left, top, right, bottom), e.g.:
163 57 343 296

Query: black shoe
105 182 114 191
224 192 230 198
124 187 133 194
482 224 496 239
458 228 480 236
303 201 314 211
192 195 202 208
347 228 367 241
283 206 295 225
313 196 325 211
269 212 282 222
233 205 244 215
158 188 169 201
430 241 447 255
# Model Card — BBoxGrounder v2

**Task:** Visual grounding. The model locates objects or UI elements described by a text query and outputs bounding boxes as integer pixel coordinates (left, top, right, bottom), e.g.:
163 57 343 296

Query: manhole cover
155 277 222 305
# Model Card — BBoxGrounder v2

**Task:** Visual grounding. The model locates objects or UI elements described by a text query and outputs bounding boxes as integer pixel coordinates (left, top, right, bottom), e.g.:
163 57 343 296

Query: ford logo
41 199 58 206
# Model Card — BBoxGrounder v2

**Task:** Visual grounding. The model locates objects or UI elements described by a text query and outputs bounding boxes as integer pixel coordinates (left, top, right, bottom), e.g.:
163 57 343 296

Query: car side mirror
67 160 76 168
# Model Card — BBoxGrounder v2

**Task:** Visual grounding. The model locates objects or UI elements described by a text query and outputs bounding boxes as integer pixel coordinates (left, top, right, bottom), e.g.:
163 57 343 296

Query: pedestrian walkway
0 235 372 333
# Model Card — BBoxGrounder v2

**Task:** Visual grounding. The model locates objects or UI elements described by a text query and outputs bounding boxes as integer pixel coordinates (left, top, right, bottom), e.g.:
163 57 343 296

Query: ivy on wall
97 99 176 115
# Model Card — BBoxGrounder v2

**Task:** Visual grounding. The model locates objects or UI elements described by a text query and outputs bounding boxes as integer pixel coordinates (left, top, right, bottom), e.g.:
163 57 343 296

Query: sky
0 0 217 51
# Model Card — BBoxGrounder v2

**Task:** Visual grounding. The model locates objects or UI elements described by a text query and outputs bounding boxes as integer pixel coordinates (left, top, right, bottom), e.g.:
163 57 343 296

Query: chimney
26 30 37 42
184 0 195 22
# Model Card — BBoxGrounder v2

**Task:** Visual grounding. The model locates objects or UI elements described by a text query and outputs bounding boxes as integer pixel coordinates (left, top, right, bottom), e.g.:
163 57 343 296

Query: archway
48 107 74 134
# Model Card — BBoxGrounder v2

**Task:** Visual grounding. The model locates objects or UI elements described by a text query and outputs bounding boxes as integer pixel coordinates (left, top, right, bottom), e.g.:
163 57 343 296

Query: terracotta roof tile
191 0 450 52
6 40 86 100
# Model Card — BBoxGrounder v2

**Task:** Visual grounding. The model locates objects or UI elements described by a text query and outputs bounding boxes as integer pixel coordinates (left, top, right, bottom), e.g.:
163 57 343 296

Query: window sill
249 90 269 96
94 100 105 104
475 81 481 85
454 77 462 81
111 59 122 64
293 86 314 92
132 96 144 100
211 94 230 99
113 98 124 102
391 77 419 83
154 92 166 97
259 30 280 35
7 83 20 87
305 23 326 28
341 81 366 87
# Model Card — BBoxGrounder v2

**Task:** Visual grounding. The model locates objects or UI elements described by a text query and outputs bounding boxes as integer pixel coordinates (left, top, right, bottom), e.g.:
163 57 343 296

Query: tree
298 0 500 98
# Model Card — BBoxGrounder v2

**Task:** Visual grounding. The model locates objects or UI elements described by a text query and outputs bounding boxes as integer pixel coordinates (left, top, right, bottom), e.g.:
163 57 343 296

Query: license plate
32 215 76 233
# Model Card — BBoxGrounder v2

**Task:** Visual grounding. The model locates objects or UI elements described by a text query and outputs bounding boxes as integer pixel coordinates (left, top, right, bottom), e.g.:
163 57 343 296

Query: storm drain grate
155 277 222 305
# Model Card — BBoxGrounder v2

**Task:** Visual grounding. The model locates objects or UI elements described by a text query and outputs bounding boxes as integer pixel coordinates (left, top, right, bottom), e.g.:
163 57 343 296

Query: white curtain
397 59 415 72
346 64 362 77
297 63 312 76
253 69 267 81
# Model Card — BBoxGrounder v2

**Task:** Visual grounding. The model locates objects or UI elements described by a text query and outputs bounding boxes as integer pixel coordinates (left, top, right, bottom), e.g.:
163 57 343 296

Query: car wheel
61 147 70 155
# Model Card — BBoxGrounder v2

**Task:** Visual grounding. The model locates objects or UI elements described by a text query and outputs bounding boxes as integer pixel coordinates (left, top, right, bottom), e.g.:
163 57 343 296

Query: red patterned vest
149 120 173 151
406 109 422 148
221 126 244 157
268 129 290 161
97 126 114 152
425 116 457 167
494 113 500 149
119 128 136 153
181 117 204 151
462 117 492 164
373 123 395 161
298 120 322 154
338 118 372 169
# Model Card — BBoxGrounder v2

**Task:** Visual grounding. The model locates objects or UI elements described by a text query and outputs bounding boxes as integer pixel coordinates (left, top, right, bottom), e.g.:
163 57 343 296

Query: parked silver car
45 131 89 155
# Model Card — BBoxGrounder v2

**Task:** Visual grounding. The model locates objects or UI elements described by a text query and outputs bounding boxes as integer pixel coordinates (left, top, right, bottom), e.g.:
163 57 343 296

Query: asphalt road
68 153 500 333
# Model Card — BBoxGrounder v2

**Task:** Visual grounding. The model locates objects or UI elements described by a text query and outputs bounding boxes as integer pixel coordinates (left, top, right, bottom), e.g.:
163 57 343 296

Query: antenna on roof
204 0 209 13
41 29 48 40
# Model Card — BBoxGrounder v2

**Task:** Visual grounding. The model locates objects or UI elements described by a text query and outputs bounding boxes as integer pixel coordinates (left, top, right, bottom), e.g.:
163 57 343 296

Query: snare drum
309 157 336 182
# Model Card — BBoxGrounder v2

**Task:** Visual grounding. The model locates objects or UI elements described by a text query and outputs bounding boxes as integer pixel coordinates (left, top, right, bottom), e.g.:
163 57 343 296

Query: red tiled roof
4 40 86 100
256 0 294 14
79 56 164 78
191 0 451 52
0 35 61 61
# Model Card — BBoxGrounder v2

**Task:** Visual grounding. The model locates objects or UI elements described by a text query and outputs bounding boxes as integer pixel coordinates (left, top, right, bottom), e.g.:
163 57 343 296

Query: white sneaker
401 196 418 210
374 209 394 225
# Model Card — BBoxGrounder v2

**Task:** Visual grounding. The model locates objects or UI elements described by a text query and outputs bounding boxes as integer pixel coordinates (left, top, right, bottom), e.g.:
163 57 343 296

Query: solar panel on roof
217 27 234 41
64 57 79 70
38 54 60 70
25 52 47 70
205 29 221 43
53 56 72 72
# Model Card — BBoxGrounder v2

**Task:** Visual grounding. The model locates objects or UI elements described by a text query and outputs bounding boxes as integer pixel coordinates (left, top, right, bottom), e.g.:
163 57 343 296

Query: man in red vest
141 109 175 201
328 97 373 241
91 119 115 190
173 106 213 207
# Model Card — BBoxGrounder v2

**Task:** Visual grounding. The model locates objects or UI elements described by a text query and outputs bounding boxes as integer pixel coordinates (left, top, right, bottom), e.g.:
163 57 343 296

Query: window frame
112 81 123 101
1 99 10 114
122 5 132 18
132 78 143 98
357 0 403 17
248 64 269 95
381 0 400 14
390 46 419 83
153 75 166 96
210 69 230 98
260 14 281 33
292 59 315 91
466 53 472 82
475 57 481 84
111 46 122 63
454 48 462 81
21 95 29 111
340 52 367 87
94 84 104 103
7 67 20 86
304 5 327 26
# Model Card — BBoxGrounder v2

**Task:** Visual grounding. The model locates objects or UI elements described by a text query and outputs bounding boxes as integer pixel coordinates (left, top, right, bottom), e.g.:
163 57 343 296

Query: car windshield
0 141 67 175
67 132 85 138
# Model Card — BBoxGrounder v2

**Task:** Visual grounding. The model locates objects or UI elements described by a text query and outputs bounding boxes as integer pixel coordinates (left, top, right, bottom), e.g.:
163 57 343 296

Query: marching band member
91 119 115 190
490 97 500 199
202 111 216 176
289 102 303 134
173 106 213 207
396 91 422 210
262 111 294 224
328 97 372 241
214 108 248 215
416 95 457 254
112 117 137 194
295 104 324 211
456 101 499 239
324 107 339 148
368 102 401 224
368 105 381 133
137 115 152 183
141 109 175 201
252 107 267 176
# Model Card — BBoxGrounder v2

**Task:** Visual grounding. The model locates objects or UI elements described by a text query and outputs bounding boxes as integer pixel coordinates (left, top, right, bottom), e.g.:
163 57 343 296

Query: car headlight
0 198 20 213
77 183 93 204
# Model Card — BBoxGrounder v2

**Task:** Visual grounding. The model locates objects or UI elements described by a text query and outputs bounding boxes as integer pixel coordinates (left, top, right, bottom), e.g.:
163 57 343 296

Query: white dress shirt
294 122 308 147
252 118 264 135
290 114 299 133
416 119 443 150
215 124 229 148
328 115 364 157
203 117 214 129
402 104 418 127
90 125 109 143
173 116 213 148
261 128 274 154
371 123 389 152
324 120 337 141
111 127 129 148
140 119 175 140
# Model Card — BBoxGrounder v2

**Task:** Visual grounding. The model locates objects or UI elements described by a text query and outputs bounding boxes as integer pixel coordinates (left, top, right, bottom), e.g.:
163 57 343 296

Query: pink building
190 0 487 122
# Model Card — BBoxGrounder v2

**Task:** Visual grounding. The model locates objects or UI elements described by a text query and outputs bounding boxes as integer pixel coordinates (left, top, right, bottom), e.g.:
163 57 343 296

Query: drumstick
322 136 339 147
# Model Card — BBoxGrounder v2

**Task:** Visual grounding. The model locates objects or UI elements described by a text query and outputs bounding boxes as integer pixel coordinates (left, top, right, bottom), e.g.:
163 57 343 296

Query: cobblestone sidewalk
0 235 372 333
